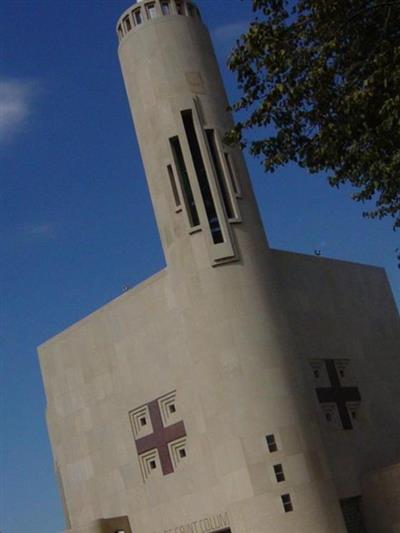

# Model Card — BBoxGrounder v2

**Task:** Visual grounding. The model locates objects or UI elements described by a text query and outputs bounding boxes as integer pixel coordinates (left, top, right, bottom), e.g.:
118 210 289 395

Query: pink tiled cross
135 398 186 475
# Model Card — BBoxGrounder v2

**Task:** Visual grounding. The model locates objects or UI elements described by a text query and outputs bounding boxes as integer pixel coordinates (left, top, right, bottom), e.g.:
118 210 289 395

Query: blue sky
1 1 399 533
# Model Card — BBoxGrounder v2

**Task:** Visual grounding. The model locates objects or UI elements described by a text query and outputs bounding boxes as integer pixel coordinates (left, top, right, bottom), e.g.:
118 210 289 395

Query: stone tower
39 2 400 533
117 0 346 530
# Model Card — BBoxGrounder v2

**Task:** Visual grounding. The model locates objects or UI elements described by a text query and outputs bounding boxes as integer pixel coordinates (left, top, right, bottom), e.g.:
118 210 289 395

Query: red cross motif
134 398 186 475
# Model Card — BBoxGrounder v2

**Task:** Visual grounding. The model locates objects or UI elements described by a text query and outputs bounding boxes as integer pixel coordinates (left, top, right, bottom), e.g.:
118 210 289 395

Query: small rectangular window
266 434 278 452
281 493 293 513
206 129 235 219
146 3 157 19
117 24 124 40
273 464 285 482
161 1 170 15
167 164 181 208
187 3 194 16
170 136 200 227
181 110 224 244
133 9 142 25
123 15 132 32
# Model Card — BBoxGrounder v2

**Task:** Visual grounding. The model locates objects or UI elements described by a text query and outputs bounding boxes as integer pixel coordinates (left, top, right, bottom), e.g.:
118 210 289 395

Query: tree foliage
227 0 400 228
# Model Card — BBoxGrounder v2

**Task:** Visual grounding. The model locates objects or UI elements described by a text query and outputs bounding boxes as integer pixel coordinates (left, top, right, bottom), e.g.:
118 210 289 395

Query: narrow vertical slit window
117 24 124 40
169 137 200 227
133 9 142 25
123 15 132 32
206 129 235 219
181 110 224 244
175 1 183 15
161 1 170 15
146 2 157 19
167 164 181 209
224 153 240 196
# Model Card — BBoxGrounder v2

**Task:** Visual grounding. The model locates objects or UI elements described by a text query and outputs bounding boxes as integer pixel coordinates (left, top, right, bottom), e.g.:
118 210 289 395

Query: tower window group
167 104 241 263
117 0 200 42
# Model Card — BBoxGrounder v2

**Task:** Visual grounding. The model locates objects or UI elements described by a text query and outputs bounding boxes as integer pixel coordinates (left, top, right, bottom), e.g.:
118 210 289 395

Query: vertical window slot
161 1 170 15
224 152 240 197
206 130 235 220
146 2 157 19
181 110 224 244
175 1 183 15
167 164 181 209
123 15 132 32
133 9 142 25
169 137 200 227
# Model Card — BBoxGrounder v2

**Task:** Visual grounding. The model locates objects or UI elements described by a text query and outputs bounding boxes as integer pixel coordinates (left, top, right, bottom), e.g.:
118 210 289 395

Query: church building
38 1 400 532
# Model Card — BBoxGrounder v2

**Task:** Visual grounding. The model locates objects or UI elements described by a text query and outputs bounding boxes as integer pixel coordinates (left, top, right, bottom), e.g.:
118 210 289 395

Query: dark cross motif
134 398 186 475
316 359 361 430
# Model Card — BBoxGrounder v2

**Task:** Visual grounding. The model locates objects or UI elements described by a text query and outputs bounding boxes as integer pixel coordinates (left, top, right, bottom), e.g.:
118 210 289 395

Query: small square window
325 412 332 422
140 416 147 426
313 369 319 378
273 464 285 483
179 448 186 458
281 493 293 512
266 434 278 453
169 403 176 414
149 459 156 469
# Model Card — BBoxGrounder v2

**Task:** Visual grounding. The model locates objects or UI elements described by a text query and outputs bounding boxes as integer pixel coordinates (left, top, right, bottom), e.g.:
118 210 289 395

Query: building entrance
340 497 366 532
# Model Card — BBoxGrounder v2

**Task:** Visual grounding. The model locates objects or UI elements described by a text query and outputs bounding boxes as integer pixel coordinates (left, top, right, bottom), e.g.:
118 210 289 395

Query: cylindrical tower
117 1 347 532
118 0 269 275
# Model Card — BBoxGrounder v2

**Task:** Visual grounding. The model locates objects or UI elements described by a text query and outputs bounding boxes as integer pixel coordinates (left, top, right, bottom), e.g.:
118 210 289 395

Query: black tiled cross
316 359 361 430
